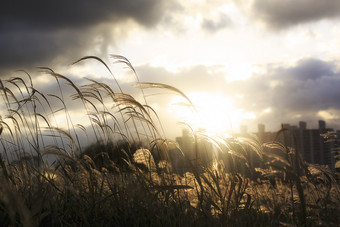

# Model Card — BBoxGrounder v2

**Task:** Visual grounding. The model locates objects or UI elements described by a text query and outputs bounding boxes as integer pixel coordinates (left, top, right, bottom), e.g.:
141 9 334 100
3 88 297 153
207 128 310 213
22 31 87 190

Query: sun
168 92 251 136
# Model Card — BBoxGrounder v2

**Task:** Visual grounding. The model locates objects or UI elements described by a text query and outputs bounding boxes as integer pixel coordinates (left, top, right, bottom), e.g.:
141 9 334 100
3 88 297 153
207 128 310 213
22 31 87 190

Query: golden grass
0 56 339 226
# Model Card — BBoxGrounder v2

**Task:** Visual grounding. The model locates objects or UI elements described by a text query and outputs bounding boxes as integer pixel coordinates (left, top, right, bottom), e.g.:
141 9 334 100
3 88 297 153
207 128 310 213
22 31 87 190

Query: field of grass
0 56 339 226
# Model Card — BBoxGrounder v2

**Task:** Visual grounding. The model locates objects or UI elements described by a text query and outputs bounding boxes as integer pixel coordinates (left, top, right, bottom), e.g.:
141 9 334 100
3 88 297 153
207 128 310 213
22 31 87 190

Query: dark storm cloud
0 0 173 73
226 58 340 130
0 0 167 31
250 0 340 30
201 13 231 33
0 29 86 69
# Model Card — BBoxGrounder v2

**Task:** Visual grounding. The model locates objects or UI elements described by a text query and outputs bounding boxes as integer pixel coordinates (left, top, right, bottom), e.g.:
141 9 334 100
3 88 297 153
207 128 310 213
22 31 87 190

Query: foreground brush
0 56 339 226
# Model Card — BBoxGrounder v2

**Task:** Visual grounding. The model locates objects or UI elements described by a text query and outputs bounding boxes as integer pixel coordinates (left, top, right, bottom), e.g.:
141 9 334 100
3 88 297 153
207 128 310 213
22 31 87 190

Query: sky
1 0 340 138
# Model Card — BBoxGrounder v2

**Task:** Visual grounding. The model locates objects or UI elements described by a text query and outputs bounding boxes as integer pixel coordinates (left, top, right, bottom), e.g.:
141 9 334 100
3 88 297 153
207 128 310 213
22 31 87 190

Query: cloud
131 60 340 131
1 0 169 30
5 59 340 138
0 29 89 69
136 64 226 93
201 13 232 33
247 0 340 30
269 59 340 111
0 0 175 74
225 58 340 130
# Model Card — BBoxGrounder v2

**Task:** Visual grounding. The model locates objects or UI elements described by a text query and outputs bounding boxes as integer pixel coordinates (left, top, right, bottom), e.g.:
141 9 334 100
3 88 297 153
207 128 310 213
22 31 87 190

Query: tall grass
0 56 339 226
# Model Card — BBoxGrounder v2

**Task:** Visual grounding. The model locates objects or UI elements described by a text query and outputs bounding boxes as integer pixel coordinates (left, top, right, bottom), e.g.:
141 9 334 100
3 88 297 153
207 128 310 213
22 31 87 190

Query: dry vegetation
0 56 339 226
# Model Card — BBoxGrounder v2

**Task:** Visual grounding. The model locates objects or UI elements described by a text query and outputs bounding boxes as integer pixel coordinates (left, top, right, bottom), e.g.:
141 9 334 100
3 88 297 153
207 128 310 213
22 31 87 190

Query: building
173 120 339 174
174 129 215 172
254 120 337 172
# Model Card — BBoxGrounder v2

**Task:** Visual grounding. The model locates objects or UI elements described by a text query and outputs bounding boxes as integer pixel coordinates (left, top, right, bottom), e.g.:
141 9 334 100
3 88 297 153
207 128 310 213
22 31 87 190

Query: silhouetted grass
0 56 339 226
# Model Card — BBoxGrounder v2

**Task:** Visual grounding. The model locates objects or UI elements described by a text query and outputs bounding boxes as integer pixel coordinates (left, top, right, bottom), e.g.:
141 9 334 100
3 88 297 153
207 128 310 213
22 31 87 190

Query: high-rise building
240 125 248 135
175 129 214 168
255 120 337 171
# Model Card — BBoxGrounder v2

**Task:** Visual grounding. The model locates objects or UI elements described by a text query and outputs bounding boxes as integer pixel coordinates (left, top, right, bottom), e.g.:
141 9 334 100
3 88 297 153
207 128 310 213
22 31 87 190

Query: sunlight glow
168 92 249 136
317 109 340 120
264 108 271 113
224 63 256 82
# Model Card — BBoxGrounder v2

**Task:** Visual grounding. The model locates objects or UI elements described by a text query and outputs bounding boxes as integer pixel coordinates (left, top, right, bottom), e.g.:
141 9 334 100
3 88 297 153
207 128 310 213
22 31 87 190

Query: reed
0 56 339 226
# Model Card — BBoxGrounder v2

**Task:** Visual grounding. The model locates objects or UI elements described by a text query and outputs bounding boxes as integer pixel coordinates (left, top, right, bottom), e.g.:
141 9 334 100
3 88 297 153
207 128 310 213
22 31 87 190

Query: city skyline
175 119 338 172
238 119 339 134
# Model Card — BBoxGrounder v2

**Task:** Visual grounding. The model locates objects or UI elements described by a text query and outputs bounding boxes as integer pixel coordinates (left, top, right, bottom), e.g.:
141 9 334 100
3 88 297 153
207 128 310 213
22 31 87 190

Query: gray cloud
250 0 340 30
226 58 340 130
269 59 340 111
0 0 174 74
0 29 88 69
136 64 226 93
0 0 167 31
134 59 340 130
123 60 340 132
201 13 231 33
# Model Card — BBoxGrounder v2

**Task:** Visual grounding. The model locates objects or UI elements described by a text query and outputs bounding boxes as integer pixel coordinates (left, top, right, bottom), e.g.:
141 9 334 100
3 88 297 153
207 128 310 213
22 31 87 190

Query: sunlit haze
168 92 255 136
